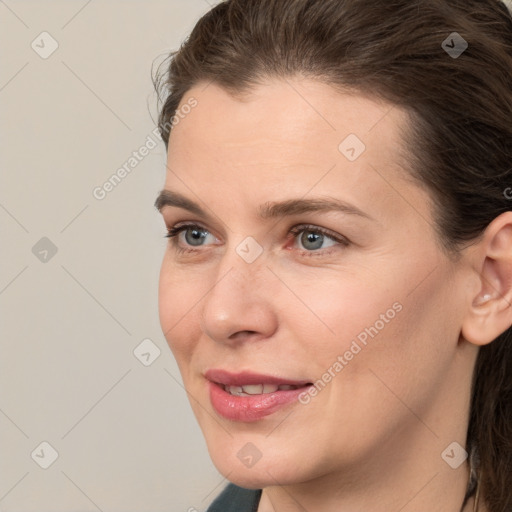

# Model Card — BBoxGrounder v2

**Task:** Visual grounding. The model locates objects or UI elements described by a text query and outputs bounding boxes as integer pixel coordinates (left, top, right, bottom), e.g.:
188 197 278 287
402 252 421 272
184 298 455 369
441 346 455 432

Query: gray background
2 1 512 511
1 1 224 511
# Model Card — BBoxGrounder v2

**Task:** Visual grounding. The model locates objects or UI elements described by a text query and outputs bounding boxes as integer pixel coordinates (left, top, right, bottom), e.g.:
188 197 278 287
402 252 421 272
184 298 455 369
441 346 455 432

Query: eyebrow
154 189 375 221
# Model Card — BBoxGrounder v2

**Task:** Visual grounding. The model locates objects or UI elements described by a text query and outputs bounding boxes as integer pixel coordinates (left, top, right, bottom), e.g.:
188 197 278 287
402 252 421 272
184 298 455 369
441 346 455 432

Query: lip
205 369 311 387
205 369 312 422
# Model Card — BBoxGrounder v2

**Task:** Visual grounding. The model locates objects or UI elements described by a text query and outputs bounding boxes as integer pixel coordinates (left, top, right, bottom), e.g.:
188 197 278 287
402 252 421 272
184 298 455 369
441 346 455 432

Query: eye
288 224 349 256
165 223 216 250
164 222 349 256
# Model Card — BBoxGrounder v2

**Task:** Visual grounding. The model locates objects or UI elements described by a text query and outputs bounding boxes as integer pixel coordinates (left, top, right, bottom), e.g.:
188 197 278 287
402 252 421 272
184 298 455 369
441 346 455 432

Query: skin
157 78 512 511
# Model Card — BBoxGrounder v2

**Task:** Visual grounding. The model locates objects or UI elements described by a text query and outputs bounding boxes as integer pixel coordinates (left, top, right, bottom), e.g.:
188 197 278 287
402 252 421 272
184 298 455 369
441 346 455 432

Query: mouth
221 383 304 396
205 369 313 422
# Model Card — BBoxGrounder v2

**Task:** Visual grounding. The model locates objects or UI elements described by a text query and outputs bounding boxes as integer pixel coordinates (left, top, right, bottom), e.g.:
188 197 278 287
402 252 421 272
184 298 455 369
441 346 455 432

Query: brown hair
153 1 512 510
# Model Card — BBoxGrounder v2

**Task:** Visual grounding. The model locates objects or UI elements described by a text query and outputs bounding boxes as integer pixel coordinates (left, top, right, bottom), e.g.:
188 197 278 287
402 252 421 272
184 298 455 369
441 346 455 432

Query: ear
461 211 512 346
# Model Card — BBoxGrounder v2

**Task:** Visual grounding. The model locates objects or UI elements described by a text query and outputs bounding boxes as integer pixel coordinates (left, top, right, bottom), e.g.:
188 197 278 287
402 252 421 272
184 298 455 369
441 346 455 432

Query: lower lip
208 381 310 422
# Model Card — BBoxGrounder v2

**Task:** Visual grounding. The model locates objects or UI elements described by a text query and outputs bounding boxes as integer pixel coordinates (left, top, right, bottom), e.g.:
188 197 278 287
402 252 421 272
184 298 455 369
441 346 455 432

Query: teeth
224 384 299 396
242 384 264 395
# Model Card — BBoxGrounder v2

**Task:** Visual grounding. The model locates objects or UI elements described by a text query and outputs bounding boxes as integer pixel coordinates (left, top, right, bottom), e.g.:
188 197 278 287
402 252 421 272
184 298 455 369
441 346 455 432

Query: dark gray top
206 483 262 512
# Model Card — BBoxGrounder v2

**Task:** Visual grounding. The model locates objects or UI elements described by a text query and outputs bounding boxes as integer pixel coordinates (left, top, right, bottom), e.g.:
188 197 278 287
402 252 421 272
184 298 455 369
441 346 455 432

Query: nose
199 248 278 346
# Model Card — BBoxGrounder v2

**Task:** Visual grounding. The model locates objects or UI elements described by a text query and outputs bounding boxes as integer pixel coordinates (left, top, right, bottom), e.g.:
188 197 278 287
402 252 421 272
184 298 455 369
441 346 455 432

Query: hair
153 1 512 510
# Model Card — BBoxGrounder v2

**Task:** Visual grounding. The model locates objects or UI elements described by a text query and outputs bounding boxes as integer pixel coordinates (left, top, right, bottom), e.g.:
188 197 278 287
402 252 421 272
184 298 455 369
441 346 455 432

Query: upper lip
205 369 312 387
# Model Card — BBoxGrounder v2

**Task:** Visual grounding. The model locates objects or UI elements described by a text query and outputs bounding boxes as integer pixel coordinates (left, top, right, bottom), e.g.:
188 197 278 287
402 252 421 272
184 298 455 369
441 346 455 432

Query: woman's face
157 78 476 488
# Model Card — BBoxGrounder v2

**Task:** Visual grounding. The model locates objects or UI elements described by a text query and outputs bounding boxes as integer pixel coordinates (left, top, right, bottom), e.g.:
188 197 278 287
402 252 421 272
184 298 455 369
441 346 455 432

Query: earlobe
461 212 512 347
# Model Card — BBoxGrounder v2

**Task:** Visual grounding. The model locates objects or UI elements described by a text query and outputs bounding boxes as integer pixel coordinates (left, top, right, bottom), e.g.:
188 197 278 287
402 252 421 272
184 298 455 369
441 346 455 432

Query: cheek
299 254 459 403
284 265 400 362
158 256 203 360
333 268 460 417
287 268 459 465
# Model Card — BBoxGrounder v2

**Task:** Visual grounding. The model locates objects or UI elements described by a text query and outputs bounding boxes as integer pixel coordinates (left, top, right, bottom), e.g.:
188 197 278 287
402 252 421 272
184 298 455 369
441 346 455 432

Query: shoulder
206 483 262 512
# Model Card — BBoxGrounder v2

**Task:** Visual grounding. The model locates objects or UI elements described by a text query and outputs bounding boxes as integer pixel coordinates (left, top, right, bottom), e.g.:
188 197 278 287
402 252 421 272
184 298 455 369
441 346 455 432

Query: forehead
169 78 407 154
164 78 426 225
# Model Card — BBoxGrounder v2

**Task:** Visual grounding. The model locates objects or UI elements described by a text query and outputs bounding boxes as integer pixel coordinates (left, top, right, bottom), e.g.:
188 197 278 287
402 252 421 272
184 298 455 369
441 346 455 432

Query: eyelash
164 223 350 258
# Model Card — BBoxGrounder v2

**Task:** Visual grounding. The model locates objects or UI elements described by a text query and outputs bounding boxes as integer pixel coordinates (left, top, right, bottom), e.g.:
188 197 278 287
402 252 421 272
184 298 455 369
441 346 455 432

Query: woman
153 1 512 510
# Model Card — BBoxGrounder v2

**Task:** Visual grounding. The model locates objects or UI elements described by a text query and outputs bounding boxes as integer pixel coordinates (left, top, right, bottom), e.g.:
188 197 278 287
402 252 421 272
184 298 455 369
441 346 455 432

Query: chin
213 462 300 490
205 436 317 489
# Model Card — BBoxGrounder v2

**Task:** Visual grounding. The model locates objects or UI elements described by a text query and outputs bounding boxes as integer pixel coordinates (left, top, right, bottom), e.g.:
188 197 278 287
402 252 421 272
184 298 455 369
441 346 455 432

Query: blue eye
166 225 211 246
289 225 342 252
165 223 349 256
